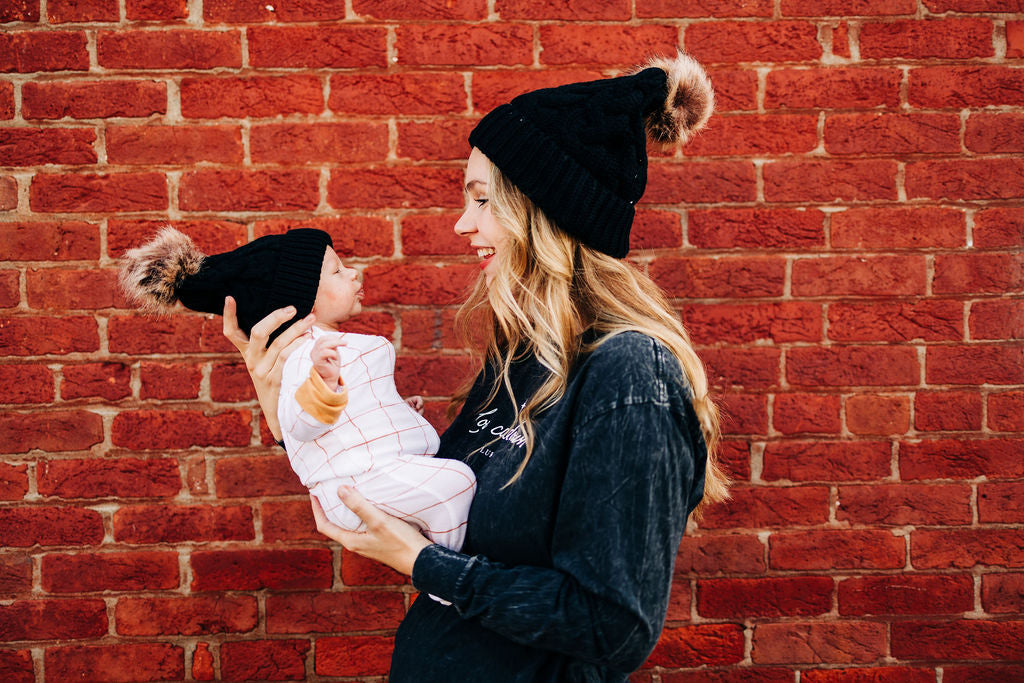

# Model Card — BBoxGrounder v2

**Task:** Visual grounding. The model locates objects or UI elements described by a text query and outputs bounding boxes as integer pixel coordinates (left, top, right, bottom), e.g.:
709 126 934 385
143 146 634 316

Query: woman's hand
222 296 316 441
310 487 432 576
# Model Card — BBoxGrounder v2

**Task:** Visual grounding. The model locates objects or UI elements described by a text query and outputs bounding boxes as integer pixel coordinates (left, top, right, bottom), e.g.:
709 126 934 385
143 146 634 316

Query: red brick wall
2 1 1023 681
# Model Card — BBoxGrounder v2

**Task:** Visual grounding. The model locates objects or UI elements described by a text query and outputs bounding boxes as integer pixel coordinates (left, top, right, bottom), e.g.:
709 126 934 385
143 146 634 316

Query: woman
224 52 729 681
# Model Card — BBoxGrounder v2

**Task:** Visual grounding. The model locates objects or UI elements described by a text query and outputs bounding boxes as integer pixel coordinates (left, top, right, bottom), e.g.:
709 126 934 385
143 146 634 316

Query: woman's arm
221 296 316 441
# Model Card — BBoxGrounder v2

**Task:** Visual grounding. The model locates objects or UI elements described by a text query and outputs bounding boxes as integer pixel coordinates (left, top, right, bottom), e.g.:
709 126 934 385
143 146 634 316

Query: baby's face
311 247 363 328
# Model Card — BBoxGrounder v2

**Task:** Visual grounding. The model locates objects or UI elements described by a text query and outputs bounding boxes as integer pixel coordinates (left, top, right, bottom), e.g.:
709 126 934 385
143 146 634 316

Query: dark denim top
390 332 708 682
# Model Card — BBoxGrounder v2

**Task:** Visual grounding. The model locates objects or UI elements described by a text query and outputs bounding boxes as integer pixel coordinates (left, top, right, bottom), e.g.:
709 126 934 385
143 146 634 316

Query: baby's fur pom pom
118 227 205 312
639 51 715 145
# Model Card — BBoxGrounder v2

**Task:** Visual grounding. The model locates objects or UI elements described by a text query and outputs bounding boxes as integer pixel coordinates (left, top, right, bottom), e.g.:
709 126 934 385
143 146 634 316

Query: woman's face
312 246 363 328
454 147 510 285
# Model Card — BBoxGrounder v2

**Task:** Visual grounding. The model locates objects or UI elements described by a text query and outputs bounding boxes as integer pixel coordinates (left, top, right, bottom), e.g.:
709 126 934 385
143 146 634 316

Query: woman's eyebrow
464 179 486 193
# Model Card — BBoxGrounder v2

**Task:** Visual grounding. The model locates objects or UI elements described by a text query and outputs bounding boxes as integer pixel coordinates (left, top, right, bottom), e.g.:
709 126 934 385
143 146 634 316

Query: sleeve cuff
411 544 475 605
294 367 349 424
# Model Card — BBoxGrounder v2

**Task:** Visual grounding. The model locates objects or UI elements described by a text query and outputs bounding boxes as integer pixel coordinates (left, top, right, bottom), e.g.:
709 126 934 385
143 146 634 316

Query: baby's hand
405 395 424 415
311 333 345 391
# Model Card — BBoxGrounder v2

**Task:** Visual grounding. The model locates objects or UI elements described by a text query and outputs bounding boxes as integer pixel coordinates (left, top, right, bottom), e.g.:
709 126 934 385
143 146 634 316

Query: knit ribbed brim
266 228 333 336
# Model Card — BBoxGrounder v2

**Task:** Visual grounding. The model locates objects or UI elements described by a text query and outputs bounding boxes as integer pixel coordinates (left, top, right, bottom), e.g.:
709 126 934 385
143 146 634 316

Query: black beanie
468 52 714 258
119 227 333 342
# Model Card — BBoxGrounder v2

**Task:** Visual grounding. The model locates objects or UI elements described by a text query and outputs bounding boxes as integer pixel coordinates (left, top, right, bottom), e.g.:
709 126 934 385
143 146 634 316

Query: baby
119 227 476 552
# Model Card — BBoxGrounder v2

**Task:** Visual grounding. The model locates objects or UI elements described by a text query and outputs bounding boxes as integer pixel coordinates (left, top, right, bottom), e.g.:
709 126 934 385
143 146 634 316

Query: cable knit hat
119 227 332 342
469 52 714 258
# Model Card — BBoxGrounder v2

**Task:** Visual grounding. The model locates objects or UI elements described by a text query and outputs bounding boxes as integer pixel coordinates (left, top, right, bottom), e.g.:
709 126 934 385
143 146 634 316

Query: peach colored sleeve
294 367 348 424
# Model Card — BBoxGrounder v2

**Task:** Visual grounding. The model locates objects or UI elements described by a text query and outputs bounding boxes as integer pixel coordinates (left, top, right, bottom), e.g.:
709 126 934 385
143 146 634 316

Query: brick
27 268 118 310
192 642 214 681
981 573 1024 614
831 22 851 57
765 160 898 202
0 1 39 21
965 113 1024 154
945 666 1024 683
717 392 768 435
539 24 678 66
924 0 1023 8
209 362 255 401
772 529 905 570
794 256 926 297
116 596 257 636
215 454 305 497
393 355 474 398
314 636 400 676
23 80 165 120
841 482 972 526
702 347 780 388
60 362 130 401
762 441 891 482
248 25 385 68
766 67 901 109
974 208 1024 248
989 391 1024 431
41 551 178 592
400 310 439 351
686 114 818 156
0 365 54 403
0 462 28 500
677 533 765 575
114 504 254 543
0 555 31 595
686 21 822 64
909 159 1024 201
979 481 1024 523
366 264 479 308
0 409 102 453
472 69 604 114
0 174 15 209
651 256 785 299
909 66 1024 108
268 591 404 633
341 546 408 585
127 0 189 20
689 208 824 250
45 644 183 682
0 128 96 166
112 409 252 449
1 221 98 260
106 125 242 165
329 166 461 210
38 457 180 499
718 440 753 482
825 113 960 155
912 528 1024 569
0 31 89 72
927 345 1024 385
970 299 1024 340
181 75 322 119
262 217 394 259
48 0 117 22
107 314 202 353
935 253 1024 295
108 219 246 257
698 576 833 618
205 0 346 21
827 301 962 343
846 394 910 436
782 0 915 13
915 390 982 431
262 500 319 542
220 640 310 680
0 506 103 548
397 119 475 162
902 437 1023 480
330 73 465 115
191 548 332 591
892 620 1024 660
681 302 820 345
97 30 240 69
647 625 745 667
861 18 993 59
251 122 387 164
0 650 31 683
647 161 756 203
0 271 18 306
753 621 886 664
832 207 964 249
179 169 318 212
139 362 201 400
772 393 841 435
357 0 486 18
0 316 99 354
640 0 771 16
700 68 755 112
0 598 108 640
787 346 918 387
1010 20 1024 57
30 172 167 213
396 24 532 66
801 667 936 683
698 485 829 529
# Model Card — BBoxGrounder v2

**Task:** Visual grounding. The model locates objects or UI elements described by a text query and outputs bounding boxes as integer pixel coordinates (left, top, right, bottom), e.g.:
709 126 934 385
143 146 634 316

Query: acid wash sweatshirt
389 331 709 682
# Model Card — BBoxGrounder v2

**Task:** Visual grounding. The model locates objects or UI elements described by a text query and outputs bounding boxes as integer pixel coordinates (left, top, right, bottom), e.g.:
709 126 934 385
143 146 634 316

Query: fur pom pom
638 51 715 145
118 227 205 312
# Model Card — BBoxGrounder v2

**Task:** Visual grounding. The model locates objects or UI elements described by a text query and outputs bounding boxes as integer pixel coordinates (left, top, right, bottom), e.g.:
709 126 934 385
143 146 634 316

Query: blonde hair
451 160 729 517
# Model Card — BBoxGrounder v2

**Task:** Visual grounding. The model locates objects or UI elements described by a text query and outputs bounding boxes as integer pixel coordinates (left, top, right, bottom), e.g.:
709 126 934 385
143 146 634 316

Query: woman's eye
475 198 488 206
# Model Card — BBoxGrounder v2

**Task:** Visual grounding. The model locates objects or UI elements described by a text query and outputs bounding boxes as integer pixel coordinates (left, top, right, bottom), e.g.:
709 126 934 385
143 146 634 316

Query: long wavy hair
449 157 729 517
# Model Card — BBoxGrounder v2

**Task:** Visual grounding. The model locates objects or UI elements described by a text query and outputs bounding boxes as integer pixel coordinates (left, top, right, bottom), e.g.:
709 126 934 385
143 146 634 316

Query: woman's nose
454 209 474 236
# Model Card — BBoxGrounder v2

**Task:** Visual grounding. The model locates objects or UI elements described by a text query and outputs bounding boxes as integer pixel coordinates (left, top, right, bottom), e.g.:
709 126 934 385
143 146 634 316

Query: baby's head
119 227 357 341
